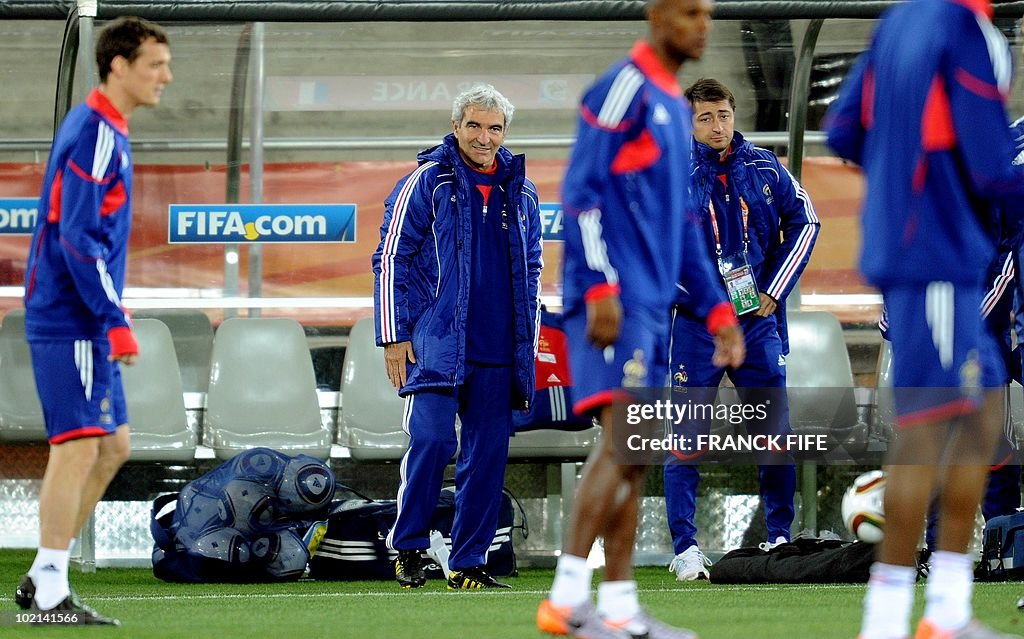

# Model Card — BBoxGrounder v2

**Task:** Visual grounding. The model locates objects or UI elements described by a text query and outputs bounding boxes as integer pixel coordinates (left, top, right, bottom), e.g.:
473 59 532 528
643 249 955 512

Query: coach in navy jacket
372 84 542 590
666 78 819 582
372 137 541 406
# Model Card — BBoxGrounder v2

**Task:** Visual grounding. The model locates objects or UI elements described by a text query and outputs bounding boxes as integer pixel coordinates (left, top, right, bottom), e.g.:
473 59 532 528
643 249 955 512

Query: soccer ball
219 479 277 534
276 456 335 513
231 447 287 483
188 528 251 565
174 489 231 547
842 470 886 543
252 529 309 580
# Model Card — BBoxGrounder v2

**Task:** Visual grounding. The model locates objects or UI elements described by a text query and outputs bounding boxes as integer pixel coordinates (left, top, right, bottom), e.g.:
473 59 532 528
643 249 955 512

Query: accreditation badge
718 251 760 316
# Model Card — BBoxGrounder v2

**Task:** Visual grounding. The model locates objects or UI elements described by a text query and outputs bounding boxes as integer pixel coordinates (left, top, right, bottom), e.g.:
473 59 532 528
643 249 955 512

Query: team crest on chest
672 364 688 387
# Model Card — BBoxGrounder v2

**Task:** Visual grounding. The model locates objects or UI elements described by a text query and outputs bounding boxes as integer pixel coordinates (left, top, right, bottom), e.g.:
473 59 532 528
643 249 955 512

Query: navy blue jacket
561 40 726 326
25 89 134 340
883 117 1024 382
372 134 543 408
679 131 820 353
826 0 1024 287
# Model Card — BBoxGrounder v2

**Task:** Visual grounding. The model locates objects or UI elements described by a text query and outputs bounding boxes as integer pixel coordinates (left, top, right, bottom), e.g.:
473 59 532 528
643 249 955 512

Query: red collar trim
950 0 992 19
469 154 499 175
629 40 681 97
86 89 129 135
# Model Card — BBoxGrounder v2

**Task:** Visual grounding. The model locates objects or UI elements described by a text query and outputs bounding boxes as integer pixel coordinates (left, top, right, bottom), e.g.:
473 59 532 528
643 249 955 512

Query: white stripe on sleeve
92 121 115 181
597 66 644 128
578 209 619 286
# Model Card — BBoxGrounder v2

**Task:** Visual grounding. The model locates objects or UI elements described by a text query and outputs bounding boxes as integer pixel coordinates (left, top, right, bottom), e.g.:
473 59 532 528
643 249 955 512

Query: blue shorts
670 311 785 389
883 283 1004 426
29 338 126 444
564 308 667 416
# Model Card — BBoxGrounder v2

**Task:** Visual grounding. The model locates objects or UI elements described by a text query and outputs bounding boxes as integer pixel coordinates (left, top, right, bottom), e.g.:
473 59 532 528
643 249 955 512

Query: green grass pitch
2 548 1024 638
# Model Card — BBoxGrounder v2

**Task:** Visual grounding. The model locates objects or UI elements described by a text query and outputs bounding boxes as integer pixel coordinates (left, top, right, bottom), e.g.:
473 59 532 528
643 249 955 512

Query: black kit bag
709 537 874 584
977 511 1024 581
308 485 527 580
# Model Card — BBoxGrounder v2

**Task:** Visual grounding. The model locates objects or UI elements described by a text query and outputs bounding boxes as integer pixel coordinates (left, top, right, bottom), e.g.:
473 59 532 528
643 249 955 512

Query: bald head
646 0 713 71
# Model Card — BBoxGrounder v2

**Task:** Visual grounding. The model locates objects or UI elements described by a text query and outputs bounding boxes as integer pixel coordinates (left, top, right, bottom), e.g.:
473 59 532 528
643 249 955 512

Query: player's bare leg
21 431 125 624
29 437 100 611
541 404 643 636
563 405 640 560
39 438 101 553
934 392 1004 553
72 425 131 535
598 458 644 583
863 390 1011 639
917 391 1012 637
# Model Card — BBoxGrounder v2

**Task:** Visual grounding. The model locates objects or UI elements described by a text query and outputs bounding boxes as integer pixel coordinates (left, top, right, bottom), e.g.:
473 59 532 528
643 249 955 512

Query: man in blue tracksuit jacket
372 84 542 591
826 0 1024 636
16 17 172 624
665 78 820 581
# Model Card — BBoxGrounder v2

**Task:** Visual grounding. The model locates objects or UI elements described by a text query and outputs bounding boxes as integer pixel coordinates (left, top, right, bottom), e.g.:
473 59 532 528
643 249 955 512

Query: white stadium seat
205 318 331 460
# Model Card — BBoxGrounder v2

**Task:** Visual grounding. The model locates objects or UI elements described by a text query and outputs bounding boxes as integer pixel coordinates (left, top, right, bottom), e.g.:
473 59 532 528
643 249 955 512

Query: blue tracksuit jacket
24 89 134 340
679 131 820 353
561 40 725 325
372 134 543 408
825 0 1024 288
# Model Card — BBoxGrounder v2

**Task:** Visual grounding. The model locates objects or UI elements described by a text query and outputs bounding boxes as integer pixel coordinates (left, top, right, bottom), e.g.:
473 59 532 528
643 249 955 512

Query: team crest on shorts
959 350 981 393
622 349 647 388
99 396 112 425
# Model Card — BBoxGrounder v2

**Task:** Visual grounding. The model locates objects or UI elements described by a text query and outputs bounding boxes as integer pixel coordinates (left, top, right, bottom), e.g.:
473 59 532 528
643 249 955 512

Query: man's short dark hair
685 78 736 111
96 16 169 82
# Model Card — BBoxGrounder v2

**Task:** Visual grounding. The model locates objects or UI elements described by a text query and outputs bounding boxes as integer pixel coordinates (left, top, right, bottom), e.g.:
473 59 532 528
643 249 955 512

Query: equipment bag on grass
151 447 335 582
709 537 874 584
978 511 1024 581
308 485 526 580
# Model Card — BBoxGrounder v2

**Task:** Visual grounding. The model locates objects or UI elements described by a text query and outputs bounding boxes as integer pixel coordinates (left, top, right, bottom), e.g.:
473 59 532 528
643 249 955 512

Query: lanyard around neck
707 196 749 258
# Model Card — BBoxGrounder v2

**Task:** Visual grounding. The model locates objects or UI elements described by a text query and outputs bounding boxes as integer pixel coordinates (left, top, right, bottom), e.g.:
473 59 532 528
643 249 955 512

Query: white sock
30 547 71 610
860 562 917 639
29 541 74 578
597 580 645 634
922 551 973 631
549 554 592 608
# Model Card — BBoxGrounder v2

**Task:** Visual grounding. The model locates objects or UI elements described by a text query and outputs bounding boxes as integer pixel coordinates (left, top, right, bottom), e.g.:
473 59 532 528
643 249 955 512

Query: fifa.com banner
607 387 1019 466
168 204 356 243
0 198 38 235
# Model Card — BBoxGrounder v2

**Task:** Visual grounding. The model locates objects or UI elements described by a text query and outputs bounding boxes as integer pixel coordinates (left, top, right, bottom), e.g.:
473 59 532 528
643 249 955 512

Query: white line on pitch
88 584 869 602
